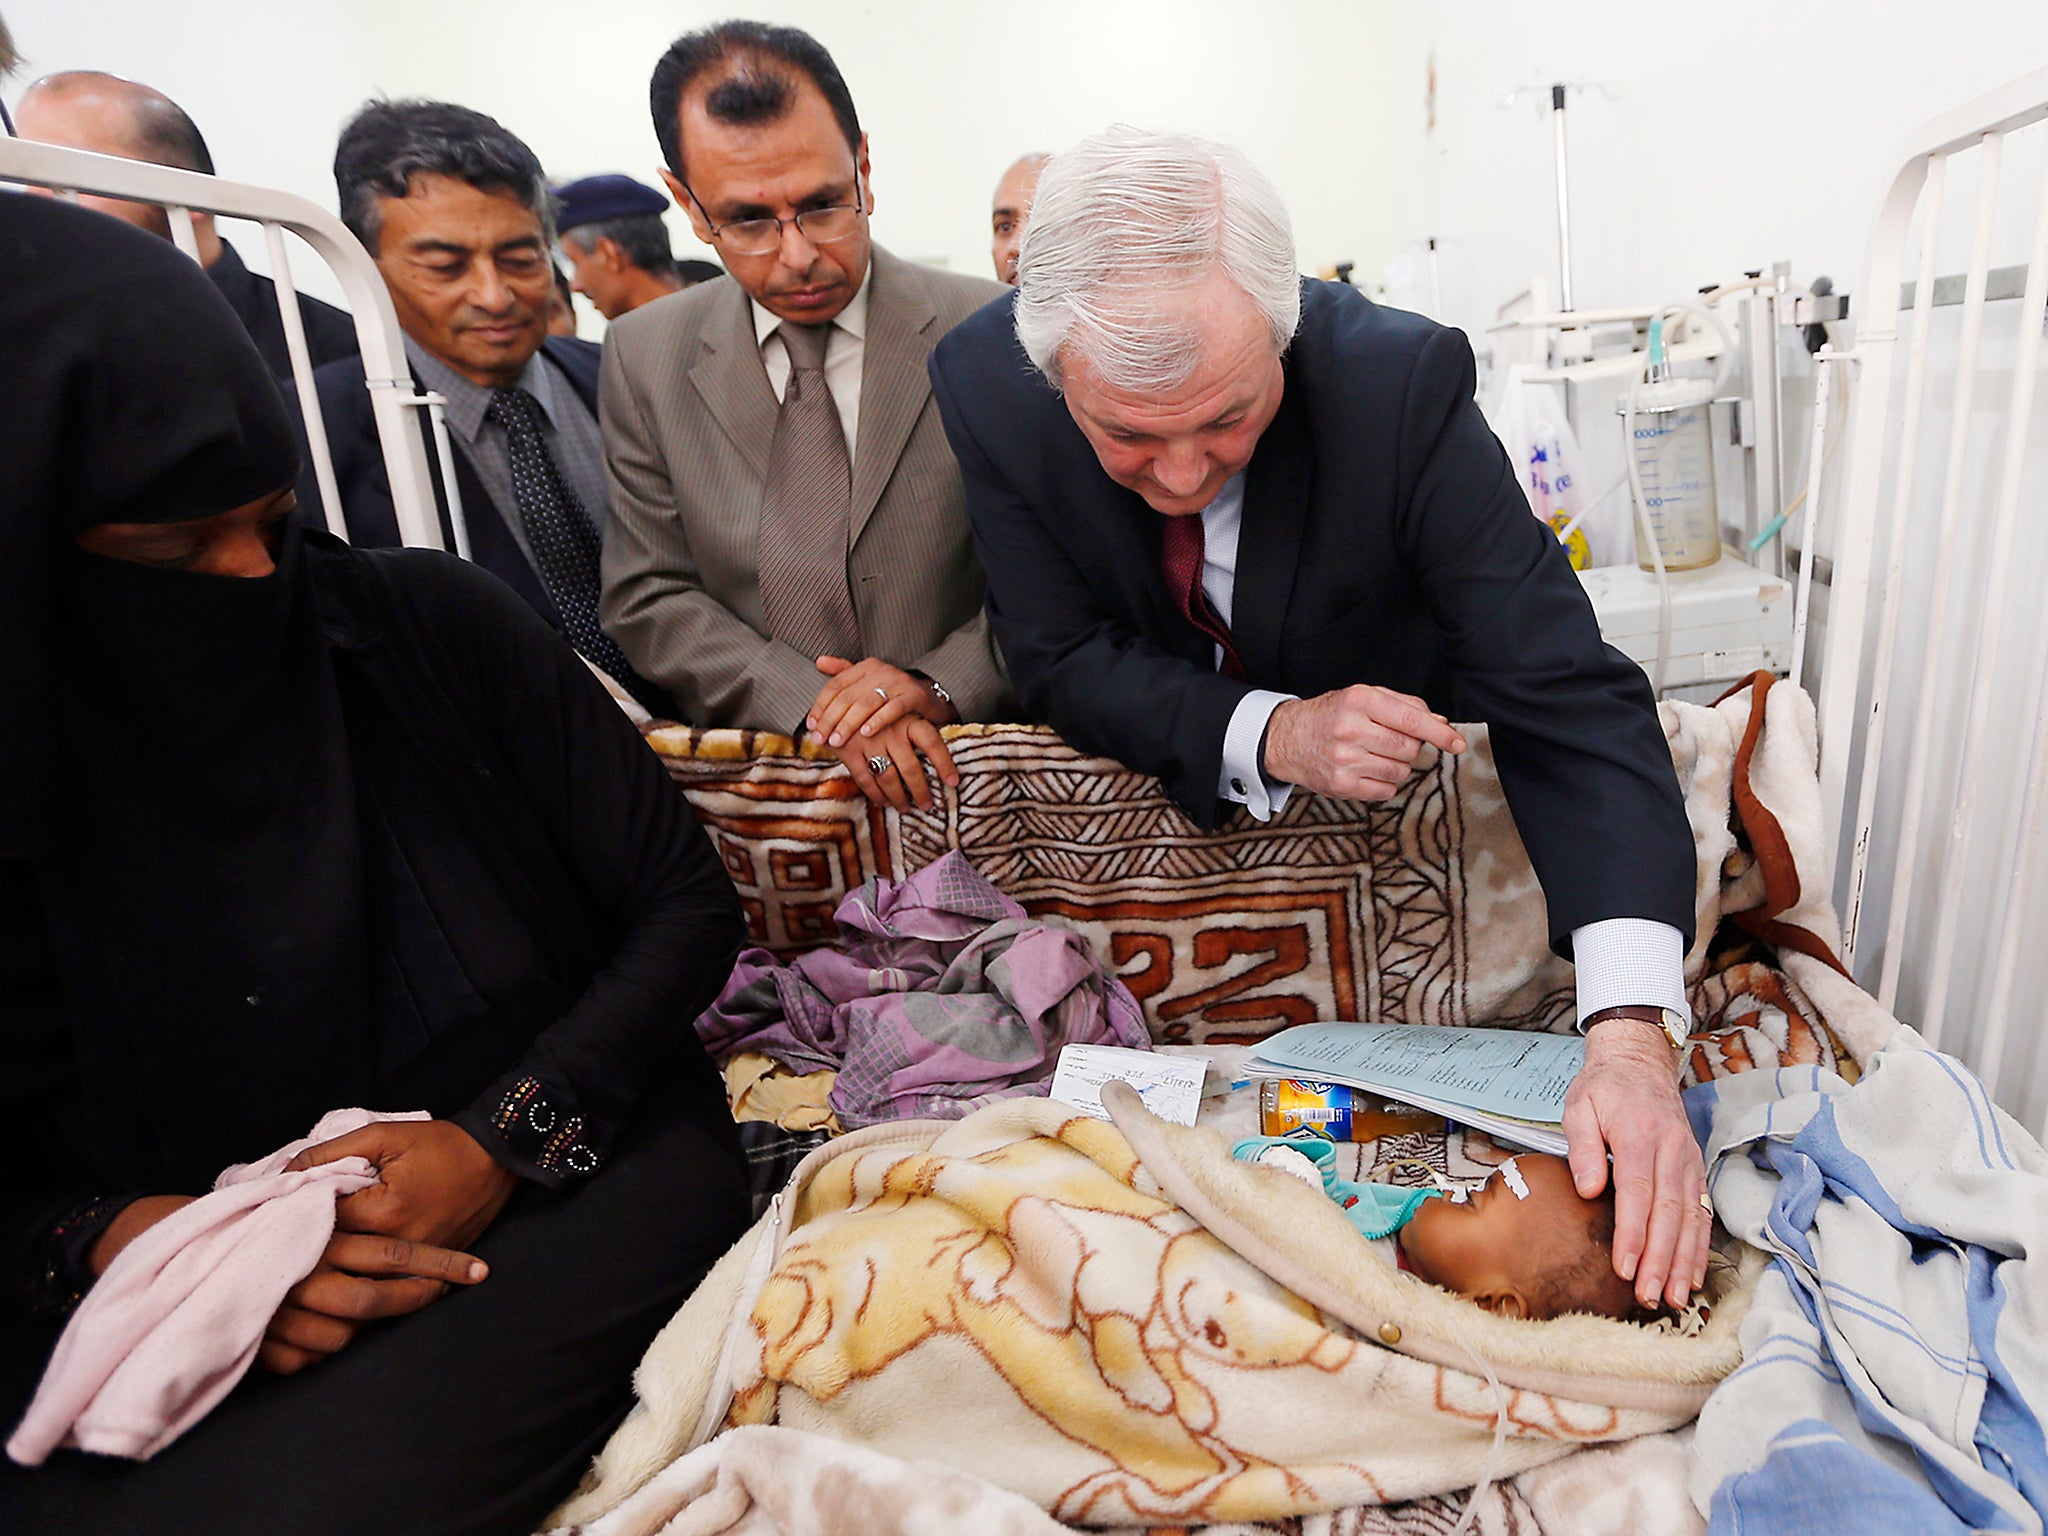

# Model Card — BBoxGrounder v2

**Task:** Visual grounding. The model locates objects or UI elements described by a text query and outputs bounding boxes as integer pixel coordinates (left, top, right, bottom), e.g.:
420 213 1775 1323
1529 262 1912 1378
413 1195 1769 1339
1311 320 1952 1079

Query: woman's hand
259 1231 487 1375
86 1195 198 1277
287 1119 519 1252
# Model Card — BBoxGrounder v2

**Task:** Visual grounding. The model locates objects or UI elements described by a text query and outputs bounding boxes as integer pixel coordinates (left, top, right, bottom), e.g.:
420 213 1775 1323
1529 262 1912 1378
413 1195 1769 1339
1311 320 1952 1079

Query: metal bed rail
1816 64 2048 1134
0 137 458 553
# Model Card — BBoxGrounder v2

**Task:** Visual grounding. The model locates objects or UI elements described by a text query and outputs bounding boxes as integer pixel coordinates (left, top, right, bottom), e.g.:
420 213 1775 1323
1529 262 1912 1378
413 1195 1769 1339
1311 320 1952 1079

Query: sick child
1233 1138 1652 1322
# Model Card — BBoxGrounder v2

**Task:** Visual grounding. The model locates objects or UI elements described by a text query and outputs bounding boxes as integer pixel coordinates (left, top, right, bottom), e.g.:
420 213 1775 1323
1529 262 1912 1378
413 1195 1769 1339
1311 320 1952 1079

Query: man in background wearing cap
556 173 693 321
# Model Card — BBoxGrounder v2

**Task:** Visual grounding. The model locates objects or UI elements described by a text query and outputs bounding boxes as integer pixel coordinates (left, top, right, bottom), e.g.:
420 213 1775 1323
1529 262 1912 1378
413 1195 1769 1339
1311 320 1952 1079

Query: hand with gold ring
807 657 961 811
823 713 952 811
806 655 961 748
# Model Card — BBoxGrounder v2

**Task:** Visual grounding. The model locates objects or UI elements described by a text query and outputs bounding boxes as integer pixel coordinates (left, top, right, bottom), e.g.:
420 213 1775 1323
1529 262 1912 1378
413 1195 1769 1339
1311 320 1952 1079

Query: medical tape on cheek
1426 1170 1470 1204
1497 1157 1529 1201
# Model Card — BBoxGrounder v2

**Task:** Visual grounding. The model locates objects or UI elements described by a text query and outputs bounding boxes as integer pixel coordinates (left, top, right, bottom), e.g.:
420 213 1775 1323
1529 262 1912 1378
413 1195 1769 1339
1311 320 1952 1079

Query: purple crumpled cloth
695 851 1150 1128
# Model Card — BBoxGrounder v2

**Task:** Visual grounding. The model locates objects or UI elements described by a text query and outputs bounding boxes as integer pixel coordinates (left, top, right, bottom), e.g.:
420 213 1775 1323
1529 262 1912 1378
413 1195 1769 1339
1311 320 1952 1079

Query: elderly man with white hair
927 126 1706 1314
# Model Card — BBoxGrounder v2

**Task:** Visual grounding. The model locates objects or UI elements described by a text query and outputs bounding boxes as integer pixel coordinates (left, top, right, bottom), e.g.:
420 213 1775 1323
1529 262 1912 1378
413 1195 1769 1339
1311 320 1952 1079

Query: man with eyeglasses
599 22 1009 807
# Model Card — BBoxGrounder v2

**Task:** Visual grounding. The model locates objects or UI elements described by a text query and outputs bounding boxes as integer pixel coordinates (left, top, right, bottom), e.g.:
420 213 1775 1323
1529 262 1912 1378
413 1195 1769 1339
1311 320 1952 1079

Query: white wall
1382 0 2048 338
3 0 1404 315
27 1 2039 329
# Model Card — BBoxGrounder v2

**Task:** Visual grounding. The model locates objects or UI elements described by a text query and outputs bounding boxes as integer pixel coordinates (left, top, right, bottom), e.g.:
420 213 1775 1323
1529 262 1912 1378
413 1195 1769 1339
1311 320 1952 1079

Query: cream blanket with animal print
552 678 1895 1534
552 1095 1753 1530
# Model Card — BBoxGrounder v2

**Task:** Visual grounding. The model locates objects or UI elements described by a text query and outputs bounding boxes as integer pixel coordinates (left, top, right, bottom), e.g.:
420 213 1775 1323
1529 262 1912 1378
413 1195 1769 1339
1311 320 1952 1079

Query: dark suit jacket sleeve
1396 329 1695 949
930 349 1252 811
301 292 361 370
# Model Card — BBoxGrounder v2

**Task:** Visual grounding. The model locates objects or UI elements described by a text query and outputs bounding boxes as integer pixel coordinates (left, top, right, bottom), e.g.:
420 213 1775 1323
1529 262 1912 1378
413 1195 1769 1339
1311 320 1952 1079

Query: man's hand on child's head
1562 1021 1711 1311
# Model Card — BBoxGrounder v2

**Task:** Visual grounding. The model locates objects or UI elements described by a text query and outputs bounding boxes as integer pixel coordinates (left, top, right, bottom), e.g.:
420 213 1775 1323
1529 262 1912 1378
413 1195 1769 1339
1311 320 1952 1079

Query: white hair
1013 125 1300 393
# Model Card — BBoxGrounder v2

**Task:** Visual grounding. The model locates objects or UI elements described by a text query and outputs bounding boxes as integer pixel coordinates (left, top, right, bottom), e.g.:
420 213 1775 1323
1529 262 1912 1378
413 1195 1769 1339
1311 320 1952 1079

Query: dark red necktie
1160 514 1245 679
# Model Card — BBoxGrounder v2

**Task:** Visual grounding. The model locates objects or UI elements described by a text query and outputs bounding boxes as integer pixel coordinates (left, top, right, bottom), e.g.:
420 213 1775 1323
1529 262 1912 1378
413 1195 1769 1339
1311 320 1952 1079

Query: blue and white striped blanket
1686 1036 2048 1534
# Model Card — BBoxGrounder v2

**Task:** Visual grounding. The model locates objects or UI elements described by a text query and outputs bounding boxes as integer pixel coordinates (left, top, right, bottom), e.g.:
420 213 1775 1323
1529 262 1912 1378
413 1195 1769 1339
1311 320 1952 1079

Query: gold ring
1697 1192 1713 1214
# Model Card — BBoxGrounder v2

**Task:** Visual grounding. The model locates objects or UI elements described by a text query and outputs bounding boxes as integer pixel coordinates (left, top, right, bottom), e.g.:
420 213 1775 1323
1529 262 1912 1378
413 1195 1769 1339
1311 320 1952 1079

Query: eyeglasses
682 172 866 258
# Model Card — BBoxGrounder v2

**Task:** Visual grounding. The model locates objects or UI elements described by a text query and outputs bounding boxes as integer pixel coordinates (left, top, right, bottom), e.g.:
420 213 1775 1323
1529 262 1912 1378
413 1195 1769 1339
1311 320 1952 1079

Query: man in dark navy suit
14 71 358 380
930 126 1709 1315
294 99 659 710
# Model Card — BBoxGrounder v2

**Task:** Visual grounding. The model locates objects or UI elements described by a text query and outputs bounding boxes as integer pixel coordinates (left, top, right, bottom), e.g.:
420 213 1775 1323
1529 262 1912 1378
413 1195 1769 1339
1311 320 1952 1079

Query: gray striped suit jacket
598 246 1011 732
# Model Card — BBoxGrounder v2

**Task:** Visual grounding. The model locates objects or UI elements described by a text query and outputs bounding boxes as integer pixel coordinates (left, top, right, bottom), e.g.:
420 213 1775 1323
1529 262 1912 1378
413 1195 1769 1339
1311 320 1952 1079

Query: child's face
1396 1154 1626 1320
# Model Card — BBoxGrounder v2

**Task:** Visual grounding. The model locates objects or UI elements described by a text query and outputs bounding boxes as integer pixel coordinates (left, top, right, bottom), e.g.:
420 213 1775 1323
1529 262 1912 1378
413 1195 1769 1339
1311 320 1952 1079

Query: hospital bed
1813 62 2048 1139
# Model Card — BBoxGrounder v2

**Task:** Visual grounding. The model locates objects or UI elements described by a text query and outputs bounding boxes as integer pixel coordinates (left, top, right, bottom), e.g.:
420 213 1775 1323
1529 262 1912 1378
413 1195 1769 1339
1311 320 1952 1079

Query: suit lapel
850 249 936 542
688 283 779 482
1233 367 1312 683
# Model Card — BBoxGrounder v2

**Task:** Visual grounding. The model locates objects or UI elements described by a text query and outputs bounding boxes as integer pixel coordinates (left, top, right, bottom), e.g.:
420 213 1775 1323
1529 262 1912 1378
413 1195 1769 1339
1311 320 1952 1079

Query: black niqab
2 196 371 1186
0 192 301 852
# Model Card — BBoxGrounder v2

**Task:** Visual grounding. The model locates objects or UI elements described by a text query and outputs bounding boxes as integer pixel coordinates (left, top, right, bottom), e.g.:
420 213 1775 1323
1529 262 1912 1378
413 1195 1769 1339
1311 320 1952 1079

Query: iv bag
1490 366 1601 569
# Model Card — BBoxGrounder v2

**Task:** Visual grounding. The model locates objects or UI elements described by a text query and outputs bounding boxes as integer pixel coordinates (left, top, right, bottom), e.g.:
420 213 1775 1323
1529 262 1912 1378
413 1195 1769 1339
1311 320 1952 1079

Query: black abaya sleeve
362 552 743 1189
0 863 137 1315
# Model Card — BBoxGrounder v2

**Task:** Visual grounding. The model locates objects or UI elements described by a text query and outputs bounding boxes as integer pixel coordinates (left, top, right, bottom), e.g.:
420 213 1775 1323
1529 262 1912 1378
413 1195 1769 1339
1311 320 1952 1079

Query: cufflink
1231 778 1248 795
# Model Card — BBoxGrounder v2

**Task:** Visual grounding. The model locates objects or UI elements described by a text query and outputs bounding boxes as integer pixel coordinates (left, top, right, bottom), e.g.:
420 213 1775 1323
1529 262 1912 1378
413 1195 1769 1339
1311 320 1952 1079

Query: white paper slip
1051 1044 1206 1127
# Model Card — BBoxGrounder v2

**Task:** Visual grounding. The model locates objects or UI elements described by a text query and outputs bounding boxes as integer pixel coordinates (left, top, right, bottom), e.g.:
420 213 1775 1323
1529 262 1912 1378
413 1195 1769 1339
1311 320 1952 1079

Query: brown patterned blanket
649 673 1879 1069
562 676 1896 1536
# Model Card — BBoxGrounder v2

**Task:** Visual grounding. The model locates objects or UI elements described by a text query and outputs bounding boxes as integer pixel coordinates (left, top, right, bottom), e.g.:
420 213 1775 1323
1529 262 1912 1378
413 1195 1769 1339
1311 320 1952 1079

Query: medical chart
1245 1024 1583 1154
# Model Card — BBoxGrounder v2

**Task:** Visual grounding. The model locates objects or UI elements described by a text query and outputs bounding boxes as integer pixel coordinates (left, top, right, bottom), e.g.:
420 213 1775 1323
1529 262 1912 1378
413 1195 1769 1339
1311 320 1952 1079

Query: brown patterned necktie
1160 513 1244 678
757 321 860 662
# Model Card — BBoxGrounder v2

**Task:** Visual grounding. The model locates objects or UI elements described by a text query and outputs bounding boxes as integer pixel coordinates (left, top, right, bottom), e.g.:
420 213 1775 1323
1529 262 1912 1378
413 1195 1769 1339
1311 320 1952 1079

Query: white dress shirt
752 266 872 463
1198 474 1689 1026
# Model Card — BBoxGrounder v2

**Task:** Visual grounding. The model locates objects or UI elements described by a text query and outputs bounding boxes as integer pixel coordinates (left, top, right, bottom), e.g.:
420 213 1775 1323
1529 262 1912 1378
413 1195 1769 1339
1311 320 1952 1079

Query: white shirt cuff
1571 918 1690 1028
1219 690 1297 822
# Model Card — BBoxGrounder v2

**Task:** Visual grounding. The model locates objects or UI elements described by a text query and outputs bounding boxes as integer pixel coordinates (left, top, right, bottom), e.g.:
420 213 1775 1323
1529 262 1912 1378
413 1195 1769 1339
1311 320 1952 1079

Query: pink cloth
6 1107 428 1465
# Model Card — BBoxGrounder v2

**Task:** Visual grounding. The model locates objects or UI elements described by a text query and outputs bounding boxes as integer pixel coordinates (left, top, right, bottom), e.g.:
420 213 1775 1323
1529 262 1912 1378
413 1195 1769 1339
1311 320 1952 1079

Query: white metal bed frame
0 136 459 554
1815 64 2048 1136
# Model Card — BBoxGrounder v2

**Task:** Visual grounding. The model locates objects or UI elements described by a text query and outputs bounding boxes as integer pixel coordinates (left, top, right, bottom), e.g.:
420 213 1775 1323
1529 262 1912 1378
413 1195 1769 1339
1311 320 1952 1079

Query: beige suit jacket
598 246 1010 732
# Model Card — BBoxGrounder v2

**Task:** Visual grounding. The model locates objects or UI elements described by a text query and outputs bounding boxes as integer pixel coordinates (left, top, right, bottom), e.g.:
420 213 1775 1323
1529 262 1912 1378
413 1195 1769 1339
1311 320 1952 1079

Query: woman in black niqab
6 190 376 1191
1 196 748 1536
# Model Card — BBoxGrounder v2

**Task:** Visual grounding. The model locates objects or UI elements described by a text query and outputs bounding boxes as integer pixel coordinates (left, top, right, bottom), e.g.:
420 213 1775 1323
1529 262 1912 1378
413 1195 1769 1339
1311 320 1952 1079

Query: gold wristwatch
1580 1004 1689 1051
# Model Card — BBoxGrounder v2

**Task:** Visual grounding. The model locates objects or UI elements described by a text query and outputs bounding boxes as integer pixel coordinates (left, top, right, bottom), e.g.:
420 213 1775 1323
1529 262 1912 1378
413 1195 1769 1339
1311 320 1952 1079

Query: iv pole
1549 84 1574 312
1498 80 1619 320
1498 80 1618 426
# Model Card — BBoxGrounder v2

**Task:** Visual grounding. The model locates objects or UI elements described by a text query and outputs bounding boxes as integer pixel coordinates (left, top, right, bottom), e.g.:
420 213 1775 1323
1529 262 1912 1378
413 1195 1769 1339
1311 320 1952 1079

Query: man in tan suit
601 21 1007 808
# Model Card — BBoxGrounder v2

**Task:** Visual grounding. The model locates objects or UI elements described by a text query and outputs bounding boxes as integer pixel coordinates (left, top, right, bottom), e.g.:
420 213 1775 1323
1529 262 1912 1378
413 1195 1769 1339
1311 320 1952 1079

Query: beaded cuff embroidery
488 1075 602 1177
36 1194 131 1316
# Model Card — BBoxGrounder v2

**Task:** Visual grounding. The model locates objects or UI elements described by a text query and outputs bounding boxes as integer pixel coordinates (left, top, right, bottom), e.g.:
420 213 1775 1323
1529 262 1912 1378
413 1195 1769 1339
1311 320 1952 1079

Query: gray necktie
757 321 860 663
